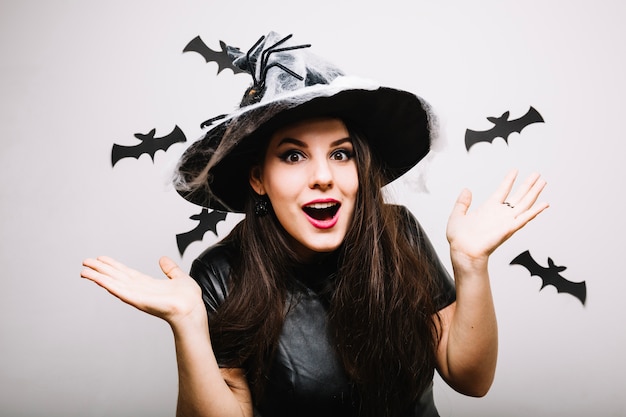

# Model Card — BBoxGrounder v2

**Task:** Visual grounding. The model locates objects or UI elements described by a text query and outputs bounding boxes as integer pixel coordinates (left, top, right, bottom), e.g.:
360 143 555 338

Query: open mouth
302 201 340 221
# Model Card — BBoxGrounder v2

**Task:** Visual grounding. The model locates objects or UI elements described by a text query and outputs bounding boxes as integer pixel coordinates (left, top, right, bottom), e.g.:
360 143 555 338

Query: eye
330 149 354 161
280 150 306 163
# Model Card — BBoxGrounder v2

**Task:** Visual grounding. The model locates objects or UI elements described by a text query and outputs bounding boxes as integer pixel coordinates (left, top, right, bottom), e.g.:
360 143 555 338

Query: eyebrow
276 137 352 148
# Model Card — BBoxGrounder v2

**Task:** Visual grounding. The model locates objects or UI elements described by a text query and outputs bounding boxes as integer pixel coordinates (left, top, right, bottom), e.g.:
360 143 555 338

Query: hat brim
175 83 433 212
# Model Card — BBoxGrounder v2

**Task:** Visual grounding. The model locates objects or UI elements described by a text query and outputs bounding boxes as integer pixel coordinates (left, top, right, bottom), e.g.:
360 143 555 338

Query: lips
302 200 340 228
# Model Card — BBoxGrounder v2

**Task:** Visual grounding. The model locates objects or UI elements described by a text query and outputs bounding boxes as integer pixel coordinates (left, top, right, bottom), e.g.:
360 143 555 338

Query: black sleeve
393 205 456 310
189 242 236 315
188 242 240 368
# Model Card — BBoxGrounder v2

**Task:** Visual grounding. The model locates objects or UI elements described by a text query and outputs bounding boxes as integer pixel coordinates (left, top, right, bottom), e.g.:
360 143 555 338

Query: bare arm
170 308 252 417
81 256 253 417
435 170 549 396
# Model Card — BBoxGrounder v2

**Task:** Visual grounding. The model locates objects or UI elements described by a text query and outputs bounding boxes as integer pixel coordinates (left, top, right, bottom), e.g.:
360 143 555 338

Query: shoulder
387 204 427 246
190 239 240 312
387 204 419 227
192 239 239 276
388 204 457 308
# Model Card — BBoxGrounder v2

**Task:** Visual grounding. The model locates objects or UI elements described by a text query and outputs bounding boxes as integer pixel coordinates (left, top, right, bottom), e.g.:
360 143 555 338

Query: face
250 118 359 260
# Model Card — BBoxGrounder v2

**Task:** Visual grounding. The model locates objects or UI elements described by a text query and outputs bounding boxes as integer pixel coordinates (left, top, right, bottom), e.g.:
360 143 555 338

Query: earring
254 197 269 216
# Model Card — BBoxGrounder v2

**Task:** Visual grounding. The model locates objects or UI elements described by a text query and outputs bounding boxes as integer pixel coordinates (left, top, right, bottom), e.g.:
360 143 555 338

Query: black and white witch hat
174 31 436 212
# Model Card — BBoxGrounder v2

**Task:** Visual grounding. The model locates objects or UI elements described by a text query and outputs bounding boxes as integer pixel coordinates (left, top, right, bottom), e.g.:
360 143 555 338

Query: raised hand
446 170 549 264
81 256 205 326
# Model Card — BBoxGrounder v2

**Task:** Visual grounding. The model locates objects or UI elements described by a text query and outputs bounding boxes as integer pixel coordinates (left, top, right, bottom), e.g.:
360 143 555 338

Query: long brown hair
209 123 442 416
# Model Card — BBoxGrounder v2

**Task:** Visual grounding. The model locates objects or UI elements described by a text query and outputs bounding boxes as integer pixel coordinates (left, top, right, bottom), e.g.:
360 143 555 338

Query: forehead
268 117 349 146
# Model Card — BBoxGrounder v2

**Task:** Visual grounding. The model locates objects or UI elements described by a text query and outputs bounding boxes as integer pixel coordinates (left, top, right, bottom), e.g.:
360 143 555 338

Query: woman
81 32 548 417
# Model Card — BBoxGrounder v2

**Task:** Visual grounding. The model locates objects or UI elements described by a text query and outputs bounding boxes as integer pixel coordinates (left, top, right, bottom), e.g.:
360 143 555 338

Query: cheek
264 168 303 203
341 166 359 197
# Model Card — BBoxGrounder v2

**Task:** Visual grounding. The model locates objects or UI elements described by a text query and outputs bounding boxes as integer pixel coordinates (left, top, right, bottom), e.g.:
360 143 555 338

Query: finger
80 261 107 282
511 176 547 214
95 255 138 277
81 256 139 289
491 169 518 203
506 172 542 205
81 258 116 280
513 200 550 229
520 179 547 209
80 260 123 293
82 256 121 276
159 256 186 280
450 188 473 217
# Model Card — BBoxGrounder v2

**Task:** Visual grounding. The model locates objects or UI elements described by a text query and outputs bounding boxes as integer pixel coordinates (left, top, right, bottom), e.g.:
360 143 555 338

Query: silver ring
503 202 515 208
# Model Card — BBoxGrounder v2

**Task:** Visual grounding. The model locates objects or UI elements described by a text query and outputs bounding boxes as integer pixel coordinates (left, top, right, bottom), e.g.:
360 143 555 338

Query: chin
313 240 346 253
293 236 344 259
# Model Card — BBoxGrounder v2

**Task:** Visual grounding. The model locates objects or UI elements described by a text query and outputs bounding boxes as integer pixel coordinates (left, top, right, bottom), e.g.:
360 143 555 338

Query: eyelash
331 149 354 161
279 149 354 163
279 150 305 163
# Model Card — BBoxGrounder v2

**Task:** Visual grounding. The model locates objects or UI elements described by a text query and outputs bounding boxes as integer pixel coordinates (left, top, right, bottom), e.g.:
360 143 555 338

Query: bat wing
203 209 228 235
548 277 587 305
176 209 228 256
111 142 144 166
507 106 545 135
153 125 186 155
183 36 244 75
510 250 545 276
511 250 587 305
176 226 203 256
465 127 497 151
111 128 156 166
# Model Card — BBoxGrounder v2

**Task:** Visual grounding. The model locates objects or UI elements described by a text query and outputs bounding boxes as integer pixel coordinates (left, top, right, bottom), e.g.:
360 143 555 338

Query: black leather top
190 206 456 416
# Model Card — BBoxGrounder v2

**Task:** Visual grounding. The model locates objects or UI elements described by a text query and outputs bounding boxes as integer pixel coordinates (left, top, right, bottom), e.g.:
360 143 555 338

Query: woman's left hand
446 169 549 265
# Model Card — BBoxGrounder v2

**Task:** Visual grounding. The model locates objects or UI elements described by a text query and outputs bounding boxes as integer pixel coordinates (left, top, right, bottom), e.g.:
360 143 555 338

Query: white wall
1 1 624 416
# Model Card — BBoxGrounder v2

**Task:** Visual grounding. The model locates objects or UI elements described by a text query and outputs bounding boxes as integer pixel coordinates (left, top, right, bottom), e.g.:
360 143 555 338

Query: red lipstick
302 199 341 229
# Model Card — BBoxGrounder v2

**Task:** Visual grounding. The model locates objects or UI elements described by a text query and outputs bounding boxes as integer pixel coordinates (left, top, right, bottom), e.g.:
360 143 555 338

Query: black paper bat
183 36 244 75
176 209 228 256
510 250 586 305
465 106 544 151
111 126 186 167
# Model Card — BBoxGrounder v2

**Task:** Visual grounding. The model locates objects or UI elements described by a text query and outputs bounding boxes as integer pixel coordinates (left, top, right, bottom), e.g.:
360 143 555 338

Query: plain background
1 1 624 416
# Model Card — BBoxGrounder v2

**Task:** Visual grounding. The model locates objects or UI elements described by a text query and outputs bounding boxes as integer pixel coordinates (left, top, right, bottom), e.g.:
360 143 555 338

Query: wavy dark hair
208 122 443 417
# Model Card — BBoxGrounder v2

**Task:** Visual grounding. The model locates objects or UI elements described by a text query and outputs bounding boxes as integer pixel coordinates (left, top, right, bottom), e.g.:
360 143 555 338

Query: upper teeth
306 202 337 209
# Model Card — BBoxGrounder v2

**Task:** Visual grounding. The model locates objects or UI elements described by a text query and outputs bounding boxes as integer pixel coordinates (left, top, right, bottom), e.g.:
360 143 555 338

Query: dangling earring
254 196 270 216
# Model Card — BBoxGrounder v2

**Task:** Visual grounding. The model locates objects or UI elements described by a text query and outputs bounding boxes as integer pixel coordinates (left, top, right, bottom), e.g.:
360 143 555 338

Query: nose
309 158 333 190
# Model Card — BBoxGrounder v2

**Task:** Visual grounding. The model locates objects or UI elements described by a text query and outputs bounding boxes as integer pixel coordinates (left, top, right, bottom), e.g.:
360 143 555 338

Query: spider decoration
238 34 311 107
199 34 311 129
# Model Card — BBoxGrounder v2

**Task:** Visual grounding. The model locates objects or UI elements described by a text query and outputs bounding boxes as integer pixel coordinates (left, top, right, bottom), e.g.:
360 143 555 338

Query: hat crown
174 31 433 212
227 32 344 107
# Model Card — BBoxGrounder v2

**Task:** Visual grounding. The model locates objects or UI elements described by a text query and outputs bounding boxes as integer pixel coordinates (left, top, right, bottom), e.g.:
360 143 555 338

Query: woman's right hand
83 258 253 416
81 256 205 327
